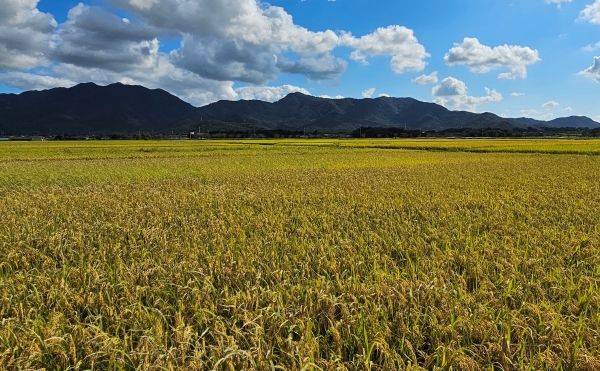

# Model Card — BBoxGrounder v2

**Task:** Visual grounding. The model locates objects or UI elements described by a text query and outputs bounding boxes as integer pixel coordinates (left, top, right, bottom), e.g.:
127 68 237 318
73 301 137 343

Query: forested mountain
1 83 597 135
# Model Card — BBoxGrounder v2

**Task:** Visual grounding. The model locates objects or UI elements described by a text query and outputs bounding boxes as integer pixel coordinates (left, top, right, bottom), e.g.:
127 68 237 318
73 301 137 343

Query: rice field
1 139 600 370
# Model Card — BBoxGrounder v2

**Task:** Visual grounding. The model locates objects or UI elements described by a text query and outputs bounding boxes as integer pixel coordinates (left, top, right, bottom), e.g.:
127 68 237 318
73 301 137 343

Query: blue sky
1 0 599 121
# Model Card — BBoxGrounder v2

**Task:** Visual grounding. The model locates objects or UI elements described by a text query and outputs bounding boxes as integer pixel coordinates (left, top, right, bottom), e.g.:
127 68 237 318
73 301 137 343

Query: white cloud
362 88 376 98
113 0 340 55
579 0 600 24
236 84 310 102
0 0 57 71
511 92 525 97
583 42 600 52
412 71 438 85
340 26 429 73
542 101 560 107
432 76 502 111
520 109 553 120
579 56 600 82
319 95 345 99
545 0 571 9
432 77 467 97
104 0 429 82
565 107 573 111
379 93 390 97
0 72 75 91
444 37 540 79
111 0 342 84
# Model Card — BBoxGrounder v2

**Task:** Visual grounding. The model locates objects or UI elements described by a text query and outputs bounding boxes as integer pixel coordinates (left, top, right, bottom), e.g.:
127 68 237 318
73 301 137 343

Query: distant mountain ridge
0 83 598 135
511 116 600 129
196 93 519 132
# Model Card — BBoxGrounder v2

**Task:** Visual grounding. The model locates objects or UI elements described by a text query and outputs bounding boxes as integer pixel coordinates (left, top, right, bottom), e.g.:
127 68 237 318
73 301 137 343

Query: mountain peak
285 91 311 97
277 91 314 102
74 82 100 88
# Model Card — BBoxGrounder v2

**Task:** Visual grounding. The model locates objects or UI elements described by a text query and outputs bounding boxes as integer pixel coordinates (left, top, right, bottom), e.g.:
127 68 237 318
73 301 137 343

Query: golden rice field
2 139 600 370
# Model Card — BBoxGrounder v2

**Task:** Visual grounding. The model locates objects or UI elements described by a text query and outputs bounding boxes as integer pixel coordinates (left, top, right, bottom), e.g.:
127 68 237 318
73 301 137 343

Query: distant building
0 137 9 141
32 136 46 141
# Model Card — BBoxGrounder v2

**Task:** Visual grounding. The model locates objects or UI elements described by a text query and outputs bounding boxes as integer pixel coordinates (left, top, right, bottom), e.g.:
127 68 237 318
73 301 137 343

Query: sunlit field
2 139 600 370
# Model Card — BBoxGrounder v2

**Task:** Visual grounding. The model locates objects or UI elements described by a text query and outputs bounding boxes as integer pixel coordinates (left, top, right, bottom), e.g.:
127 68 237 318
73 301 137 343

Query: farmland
1 139 600 370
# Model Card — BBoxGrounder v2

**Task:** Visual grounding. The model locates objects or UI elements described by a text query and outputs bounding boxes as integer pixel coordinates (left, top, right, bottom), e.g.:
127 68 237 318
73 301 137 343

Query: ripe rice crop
1 139 600 370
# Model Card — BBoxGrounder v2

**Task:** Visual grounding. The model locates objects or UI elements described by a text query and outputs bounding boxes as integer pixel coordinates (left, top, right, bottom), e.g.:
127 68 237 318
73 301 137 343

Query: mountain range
0 82 597 135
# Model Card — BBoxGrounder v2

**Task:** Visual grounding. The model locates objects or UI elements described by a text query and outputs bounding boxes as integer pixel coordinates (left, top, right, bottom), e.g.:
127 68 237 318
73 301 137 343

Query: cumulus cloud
362 88 376 98
432 76 502 111
170 35 281 84
444 37 540 79
104 0 429 82
277 54 347 81
579 56 600 82
0 0 57 71
52 4 161 72
542 101 560 107
432 77 467 97
545 0 571 9
412 71 438 85
236 84 310 102
112 0 340 54
379 93 390 97
111 0 342 83
511 92 525 97
341 26 429 73
579 0 600 24
565 107 573 111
